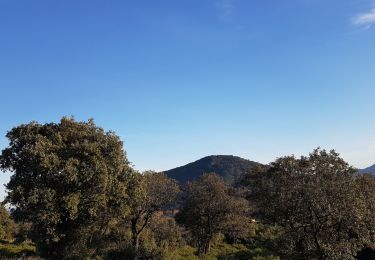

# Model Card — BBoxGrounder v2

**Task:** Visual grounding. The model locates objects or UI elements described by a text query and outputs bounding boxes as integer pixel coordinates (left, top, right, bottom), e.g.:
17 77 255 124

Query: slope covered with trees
165 155 262 184
361 164 375 175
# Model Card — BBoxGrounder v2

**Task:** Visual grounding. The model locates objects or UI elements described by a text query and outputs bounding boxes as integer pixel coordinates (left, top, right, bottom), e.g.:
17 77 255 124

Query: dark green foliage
165 155 262 184
0 212 35 257
125 171 180 258
0 241 37 258
0 204 17 242
0 117 132 259
165 243 278 260
249 148 375 259
104 215 184 259
14 222 32 244
149 214 185 250
176 173 251 255
4 118 375 259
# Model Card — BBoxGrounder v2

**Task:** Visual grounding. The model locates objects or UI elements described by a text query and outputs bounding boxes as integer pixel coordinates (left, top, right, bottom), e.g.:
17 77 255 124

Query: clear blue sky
1 0 375 198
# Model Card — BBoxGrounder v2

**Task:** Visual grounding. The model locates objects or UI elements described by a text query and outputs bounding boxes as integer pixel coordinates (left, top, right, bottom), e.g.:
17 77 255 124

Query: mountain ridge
164 155 263 184
360 164 375 174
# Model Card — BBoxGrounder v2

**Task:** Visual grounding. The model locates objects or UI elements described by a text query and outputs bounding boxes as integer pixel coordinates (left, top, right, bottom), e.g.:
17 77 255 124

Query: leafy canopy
0 117 132 258
176 173 250 255
250 148 375 259
126 171 180 255
0 204 17 242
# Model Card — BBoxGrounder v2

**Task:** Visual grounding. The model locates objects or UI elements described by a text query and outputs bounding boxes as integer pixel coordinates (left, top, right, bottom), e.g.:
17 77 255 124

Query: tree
250 148 375 259
0 117 132 258
126 171 179 258
148 213 185 250
0 204 17 241
176 173 250 255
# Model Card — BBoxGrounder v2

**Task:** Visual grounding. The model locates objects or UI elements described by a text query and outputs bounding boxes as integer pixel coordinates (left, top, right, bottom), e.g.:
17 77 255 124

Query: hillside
164 155 263 184
361 164 375 174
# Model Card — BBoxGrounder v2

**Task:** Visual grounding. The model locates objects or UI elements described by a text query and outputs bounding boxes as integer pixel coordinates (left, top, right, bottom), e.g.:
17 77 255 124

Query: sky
1 0 375 198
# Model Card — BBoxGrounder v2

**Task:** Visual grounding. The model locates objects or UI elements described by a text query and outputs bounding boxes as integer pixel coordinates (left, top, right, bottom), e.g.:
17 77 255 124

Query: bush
0 204 17 242
165 242 278 260
149 214 185 250
0 241 37 258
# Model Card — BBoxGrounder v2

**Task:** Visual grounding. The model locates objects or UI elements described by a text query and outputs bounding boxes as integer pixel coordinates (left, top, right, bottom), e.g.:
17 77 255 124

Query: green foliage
103 225 165 259
165 245 198 260
149 214 185 250
250 148 375 259
3 118 375 260
0 117 132 258
0 241 36 258
0 204 17 241
125 171 180 257
239 221 281 255
165 243 278 260
166 155 262 184
14 222 32 243
176 173 251 255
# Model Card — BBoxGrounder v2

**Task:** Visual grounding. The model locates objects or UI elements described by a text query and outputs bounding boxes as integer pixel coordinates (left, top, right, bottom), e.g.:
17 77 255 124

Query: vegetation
165 155 261 184
0 241 37 258
0 118 375 259
0 117 133 258
176 173 250 255
361 164 375 175
0 204 36 258
165 243 278 260
125 171 180 258
247 149 375 259
0 204 17 241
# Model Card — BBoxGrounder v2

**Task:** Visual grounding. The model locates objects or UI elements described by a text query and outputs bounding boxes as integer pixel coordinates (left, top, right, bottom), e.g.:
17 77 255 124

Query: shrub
0 241 37 258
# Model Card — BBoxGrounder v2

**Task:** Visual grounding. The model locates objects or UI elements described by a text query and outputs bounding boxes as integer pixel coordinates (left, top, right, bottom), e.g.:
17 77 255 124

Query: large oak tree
249 148 375 259
0 117 132 258
176 173 250 255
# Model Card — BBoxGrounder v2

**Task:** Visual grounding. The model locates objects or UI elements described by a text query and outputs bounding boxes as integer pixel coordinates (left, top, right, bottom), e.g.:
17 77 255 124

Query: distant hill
361 164 375 175
164 155 263 184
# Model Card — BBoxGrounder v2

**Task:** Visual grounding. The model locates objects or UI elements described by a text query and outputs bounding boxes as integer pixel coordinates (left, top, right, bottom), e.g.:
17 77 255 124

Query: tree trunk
131 219 139 260
204 239 210 254
197 239 204 256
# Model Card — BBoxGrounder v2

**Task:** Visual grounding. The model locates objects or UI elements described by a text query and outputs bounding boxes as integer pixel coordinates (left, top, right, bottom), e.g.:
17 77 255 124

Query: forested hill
361 164 375 174
164 155 263 184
